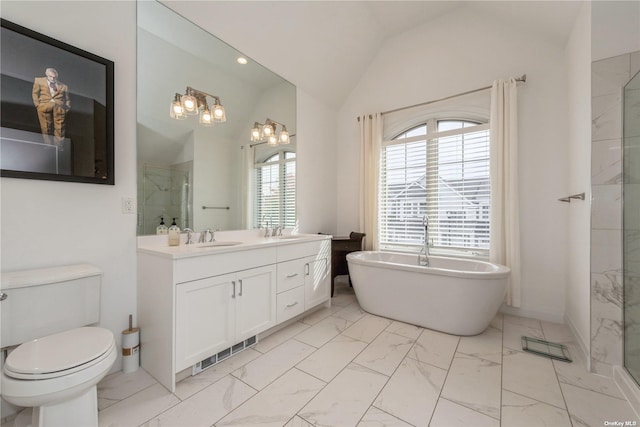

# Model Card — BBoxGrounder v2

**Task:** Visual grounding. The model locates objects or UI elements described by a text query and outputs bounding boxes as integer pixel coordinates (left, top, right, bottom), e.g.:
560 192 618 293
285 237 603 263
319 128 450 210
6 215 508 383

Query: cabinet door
305 256 330 309
175 273 235 372
235 265 277 341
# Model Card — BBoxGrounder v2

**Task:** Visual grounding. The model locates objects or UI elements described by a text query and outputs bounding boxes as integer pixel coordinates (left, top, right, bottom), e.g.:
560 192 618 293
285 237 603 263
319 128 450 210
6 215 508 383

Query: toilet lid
4 327 114 378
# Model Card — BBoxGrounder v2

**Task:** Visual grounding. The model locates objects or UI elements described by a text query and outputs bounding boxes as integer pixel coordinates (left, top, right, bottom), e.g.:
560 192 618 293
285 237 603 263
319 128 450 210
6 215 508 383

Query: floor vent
521 336 572 362
192 335 258 375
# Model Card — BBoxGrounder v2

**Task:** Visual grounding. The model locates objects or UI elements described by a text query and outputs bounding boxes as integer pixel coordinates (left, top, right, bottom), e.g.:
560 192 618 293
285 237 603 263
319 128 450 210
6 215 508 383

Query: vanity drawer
276 238 331 262
276 286 305 323
277 258 306 293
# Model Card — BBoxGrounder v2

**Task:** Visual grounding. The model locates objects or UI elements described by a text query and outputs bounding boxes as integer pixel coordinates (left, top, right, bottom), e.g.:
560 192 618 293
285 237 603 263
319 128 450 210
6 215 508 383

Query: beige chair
331 232 366 297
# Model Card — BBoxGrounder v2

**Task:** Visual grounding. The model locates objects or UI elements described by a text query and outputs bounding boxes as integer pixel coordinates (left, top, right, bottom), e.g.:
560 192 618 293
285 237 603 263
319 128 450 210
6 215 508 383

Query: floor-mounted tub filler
347 251 510 336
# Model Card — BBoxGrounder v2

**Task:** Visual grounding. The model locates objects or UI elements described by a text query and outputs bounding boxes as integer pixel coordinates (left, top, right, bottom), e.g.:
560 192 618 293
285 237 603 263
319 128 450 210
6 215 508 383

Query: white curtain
490 78 521 307
240 144 254 229
359 113 382 251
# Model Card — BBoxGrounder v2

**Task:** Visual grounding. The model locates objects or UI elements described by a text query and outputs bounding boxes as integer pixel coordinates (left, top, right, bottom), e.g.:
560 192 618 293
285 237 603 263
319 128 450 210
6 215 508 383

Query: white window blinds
254 151 296 228
379 120 490 257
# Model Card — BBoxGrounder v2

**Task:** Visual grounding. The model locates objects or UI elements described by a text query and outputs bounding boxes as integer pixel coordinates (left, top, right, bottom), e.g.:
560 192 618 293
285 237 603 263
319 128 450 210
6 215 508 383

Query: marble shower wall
591 51 640 375
137 161 194 235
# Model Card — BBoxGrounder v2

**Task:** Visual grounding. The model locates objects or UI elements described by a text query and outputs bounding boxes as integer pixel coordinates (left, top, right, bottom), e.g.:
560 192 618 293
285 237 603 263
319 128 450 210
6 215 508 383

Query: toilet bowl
1 327 117 427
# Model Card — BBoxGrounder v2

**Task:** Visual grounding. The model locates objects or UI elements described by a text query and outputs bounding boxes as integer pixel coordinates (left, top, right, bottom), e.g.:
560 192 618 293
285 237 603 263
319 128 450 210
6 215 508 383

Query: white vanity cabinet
137 234 331 393
305 255 330 308
276 239 331 323
175 264 276 372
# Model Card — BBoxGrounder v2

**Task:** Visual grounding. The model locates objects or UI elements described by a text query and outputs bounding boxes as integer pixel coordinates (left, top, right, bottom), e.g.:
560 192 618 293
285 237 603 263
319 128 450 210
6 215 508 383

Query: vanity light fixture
170 94 187 120
170 86 226 126
250 118 290 146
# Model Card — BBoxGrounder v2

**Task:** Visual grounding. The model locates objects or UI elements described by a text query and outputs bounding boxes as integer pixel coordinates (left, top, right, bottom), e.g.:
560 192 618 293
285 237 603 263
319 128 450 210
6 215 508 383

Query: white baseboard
614 365 640 419
564 313 590 367
499 304 565 324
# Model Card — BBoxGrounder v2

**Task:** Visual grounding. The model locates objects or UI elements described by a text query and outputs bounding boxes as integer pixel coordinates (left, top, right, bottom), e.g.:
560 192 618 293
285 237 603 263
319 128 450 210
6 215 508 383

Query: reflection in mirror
136 1 296 235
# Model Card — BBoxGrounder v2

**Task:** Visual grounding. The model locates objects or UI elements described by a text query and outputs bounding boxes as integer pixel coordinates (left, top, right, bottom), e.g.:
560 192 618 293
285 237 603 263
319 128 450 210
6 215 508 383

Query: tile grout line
543 323 575 427
426 331 462 427
359 348 415 426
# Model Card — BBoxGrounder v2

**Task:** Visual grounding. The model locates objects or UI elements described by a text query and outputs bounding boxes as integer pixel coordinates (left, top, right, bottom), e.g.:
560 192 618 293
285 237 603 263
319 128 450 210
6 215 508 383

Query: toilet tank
1 264 102 348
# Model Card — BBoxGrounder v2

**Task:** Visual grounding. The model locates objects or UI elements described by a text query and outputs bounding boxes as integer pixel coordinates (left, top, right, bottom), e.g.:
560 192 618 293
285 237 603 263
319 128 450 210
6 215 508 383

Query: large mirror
136 1 296 235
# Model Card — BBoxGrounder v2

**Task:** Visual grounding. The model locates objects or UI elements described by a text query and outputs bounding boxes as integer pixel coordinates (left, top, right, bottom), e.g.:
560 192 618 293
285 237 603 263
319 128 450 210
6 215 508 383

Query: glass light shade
199 108 213 126
262 123 274 138
170 100 187 120
212 103 226 122
251 126 261 142
267 134 278 146
182 94 198 115
279 129 290 144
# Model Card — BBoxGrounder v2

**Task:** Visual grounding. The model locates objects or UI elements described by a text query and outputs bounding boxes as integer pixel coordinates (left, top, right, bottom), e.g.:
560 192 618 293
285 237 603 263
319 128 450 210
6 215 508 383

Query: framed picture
0 19 114 185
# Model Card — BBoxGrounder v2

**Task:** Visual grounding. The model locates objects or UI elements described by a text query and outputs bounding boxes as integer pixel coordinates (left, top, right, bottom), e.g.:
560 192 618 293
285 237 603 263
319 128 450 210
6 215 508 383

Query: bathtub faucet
418 215 430 266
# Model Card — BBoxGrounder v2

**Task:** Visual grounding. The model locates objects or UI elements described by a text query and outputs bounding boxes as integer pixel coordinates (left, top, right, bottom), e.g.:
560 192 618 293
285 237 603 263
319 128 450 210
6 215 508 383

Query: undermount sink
196 241 243 248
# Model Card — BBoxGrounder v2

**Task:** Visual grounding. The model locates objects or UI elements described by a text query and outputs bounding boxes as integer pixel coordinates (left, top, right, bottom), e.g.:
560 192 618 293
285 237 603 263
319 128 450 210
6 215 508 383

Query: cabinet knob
0 292 6 301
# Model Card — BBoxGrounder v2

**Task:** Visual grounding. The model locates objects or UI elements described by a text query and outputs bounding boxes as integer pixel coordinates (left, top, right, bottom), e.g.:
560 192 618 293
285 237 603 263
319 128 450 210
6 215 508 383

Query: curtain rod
379 74 526 117
247 133 297 148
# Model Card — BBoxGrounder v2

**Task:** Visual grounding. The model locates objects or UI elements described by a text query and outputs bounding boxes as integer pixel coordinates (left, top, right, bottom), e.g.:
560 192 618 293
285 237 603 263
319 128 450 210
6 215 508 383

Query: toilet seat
4 327 114 380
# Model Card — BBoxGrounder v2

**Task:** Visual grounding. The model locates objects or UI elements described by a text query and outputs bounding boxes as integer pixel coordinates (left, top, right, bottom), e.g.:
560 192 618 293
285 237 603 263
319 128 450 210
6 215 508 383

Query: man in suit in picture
32 67 71 145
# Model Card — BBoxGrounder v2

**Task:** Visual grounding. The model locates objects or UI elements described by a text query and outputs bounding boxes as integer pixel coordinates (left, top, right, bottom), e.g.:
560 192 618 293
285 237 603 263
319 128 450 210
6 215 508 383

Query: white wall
592 1 640 62
337 5 570 321
0 1 138 372
564 2 592 358
296 89 339 235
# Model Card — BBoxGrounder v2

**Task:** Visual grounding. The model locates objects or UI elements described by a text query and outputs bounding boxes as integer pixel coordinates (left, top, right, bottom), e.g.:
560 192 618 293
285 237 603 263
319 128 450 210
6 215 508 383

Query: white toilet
1 264 117 427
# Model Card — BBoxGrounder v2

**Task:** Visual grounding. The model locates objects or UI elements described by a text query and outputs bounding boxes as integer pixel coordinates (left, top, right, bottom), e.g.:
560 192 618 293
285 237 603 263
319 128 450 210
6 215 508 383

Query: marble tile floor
89 279 639 426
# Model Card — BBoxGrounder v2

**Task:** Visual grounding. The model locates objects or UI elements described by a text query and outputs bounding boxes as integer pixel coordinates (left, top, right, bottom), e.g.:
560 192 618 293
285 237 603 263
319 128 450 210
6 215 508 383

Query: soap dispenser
156 217 168 235
168 218 181 246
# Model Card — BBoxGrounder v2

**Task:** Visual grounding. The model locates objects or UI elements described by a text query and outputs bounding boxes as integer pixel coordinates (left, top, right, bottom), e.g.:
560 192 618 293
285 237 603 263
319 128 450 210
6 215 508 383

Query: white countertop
137 231 331 259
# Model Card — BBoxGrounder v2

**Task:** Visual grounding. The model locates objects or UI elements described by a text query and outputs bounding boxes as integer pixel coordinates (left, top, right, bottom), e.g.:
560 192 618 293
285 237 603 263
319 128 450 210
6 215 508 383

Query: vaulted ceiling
163 1 583 109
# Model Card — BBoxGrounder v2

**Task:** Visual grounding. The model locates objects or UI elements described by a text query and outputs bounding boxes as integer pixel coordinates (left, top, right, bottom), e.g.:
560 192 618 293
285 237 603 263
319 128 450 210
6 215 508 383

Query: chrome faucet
272 225 283 237
418 215 430 266
261 215 273 237
183 228 195 245
198 228 215 243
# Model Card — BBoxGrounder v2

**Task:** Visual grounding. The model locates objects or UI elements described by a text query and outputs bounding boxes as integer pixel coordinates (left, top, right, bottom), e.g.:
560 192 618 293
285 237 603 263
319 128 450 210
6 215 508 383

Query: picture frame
0 19 114 185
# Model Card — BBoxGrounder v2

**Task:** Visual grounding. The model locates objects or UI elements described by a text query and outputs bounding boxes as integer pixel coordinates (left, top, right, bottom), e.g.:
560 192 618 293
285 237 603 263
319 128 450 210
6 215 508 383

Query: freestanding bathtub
346 251 510 336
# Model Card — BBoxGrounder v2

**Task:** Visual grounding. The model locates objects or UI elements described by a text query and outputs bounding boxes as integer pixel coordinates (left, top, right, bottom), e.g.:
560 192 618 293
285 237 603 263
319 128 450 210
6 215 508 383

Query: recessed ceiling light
237 57 248 65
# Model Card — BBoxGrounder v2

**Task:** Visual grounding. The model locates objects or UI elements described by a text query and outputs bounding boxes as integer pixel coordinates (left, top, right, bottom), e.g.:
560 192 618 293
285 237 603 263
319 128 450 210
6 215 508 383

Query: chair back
349 232 366 250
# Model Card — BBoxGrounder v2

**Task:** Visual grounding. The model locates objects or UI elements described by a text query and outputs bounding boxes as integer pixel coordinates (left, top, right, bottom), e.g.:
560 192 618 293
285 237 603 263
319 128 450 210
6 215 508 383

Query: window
254 150 296 228
379 119 490 257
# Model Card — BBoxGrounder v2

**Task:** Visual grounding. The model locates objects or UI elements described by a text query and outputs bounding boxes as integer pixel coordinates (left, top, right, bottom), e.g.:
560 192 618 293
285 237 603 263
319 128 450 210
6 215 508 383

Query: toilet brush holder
122 315 139 374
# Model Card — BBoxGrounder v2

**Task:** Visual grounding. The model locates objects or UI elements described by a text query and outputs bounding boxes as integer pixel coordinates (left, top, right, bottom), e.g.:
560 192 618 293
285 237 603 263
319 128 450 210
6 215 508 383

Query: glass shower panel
138 162 193 235
624 70 640 385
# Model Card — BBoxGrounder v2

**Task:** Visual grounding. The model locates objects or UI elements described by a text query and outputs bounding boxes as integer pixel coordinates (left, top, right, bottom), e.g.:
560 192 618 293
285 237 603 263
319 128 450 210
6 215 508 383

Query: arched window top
257 150 296 165
393 124 427 140
392 119 483 141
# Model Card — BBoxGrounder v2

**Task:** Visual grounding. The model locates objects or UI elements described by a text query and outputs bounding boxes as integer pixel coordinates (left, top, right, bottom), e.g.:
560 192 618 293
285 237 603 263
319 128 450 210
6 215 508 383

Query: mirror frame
0 19 114 185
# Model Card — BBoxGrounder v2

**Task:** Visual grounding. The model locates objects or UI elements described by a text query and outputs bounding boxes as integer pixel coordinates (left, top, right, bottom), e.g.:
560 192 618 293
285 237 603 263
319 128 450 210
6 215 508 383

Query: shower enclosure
137 162 193 235
624 70 640 385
